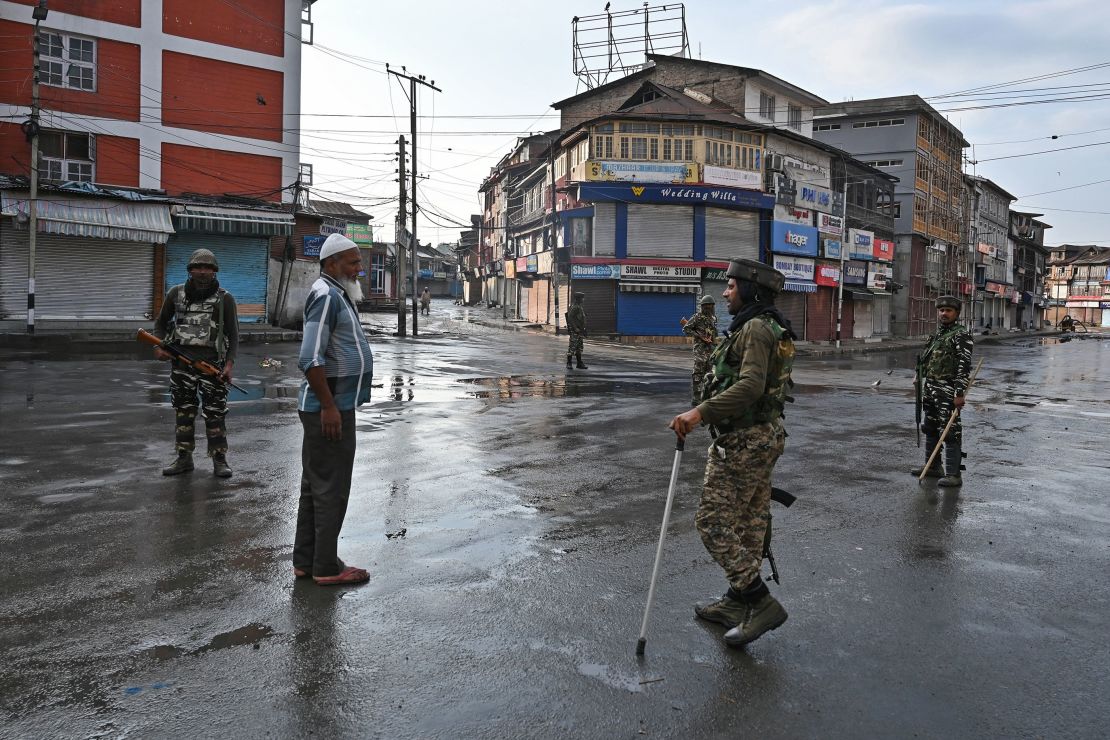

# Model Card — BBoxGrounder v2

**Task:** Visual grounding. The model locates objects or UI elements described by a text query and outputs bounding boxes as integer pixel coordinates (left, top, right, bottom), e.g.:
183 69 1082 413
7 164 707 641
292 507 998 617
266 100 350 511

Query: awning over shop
868 288 892 296
784 279 817 294
172 205 293 237
845 287 873 300
1 192 174 244
619 282 700 294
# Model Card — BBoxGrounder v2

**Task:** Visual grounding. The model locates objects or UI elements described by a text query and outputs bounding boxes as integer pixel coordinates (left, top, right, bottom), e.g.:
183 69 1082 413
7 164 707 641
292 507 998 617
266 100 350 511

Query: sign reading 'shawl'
771 255 815 282
816 212 844 235
770 221 819 257
621 264 700 281
571 263 621 279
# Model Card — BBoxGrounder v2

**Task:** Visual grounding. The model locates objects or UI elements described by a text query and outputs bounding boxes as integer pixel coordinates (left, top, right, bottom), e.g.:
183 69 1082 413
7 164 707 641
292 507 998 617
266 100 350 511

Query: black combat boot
938 442 963 487
566 355 573 369
910 434 943 477
162 451 194 476
575 353 588 369
212 453 233 479
723 578 787 648
694 586 748 629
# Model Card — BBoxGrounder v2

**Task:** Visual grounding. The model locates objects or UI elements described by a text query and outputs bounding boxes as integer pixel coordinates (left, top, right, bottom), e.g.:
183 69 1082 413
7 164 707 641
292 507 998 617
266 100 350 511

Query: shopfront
570 262 619 334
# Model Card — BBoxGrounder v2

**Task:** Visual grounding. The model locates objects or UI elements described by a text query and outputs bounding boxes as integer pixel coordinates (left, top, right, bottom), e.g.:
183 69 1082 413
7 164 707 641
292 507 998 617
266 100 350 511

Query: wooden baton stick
919 357 984 481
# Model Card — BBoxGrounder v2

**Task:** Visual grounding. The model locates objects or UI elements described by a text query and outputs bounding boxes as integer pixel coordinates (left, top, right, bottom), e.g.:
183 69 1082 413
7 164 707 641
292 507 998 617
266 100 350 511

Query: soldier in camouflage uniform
153 249 239 478
566 292 588 369
681 295 719 406
912 295 974 487
669 258 796 648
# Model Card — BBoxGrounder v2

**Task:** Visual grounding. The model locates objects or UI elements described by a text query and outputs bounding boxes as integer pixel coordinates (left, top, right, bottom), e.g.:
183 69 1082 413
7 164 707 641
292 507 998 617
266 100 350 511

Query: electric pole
26 0 49 335
396 135 407 337
387 64 441 338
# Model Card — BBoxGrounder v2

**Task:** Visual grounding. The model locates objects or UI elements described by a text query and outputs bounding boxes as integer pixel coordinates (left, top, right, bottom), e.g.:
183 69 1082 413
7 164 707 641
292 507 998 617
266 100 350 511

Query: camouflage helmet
187 248 219 271
726 258 785 294
936 295 961 311
699 294 716 306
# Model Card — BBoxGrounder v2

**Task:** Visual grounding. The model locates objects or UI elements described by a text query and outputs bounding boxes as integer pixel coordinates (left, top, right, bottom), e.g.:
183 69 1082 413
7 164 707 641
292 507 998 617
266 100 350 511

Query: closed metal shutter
853 300 873 339
617 291 695 336
777 292 807 340
528 279 547 323
549 280 570 328
593 203 615 256
1 229 153 318
574 280 617 334
806 286 835 341
166 235 269 323
705 208 759 261
872 295 891 335
518 283 531 320
627 204 693 259
700 279 730 334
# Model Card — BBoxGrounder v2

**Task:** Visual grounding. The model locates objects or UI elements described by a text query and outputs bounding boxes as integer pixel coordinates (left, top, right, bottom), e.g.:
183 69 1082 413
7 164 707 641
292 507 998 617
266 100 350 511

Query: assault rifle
914 354 922 448
137 329 245 393
679 317 716 346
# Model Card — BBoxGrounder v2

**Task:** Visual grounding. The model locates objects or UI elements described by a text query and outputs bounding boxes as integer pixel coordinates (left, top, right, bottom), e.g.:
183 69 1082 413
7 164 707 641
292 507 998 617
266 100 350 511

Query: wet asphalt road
1 305 1108 739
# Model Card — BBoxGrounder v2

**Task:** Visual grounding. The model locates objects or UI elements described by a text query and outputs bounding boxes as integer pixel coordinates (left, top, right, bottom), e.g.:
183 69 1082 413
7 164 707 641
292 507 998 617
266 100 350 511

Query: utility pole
502 178 510 319
834 177 849 349
549 138 561 335
26 0 49 335
396 135 407 337
387 64 441 338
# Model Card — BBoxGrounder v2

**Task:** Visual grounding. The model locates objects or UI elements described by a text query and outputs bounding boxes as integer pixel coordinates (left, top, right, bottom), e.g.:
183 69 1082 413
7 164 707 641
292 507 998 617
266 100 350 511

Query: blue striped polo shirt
297 274 374 412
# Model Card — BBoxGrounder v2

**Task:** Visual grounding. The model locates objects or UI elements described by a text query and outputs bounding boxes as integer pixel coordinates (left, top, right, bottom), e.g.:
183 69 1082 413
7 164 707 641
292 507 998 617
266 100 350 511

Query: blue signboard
571 264 620 279
526 254 538 273
770 221 819 257
303 235 327 257
844 259 868 286
823 239 842 260
419 268 433 279
578 182 774 210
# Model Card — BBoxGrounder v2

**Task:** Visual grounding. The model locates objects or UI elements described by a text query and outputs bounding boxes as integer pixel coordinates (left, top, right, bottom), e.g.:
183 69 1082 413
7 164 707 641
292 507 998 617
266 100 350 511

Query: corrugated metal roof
308 200 372 220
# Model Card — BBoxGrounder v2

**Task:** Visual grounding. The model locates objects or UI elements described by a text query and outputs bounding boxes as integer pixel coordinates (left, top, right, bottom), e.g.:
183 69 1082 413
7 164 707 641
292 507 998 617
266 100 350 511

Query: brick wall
160 143 282 200
163 0 284 57
95 135 139 186
6 0 141 27
162 51 284 142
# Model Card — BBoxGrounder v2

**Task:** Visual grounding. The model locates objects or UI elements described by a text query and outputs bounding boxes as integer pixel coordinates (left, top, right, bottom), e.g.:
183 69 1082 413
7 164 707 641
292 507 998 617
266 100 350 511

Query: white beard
340 276 363 302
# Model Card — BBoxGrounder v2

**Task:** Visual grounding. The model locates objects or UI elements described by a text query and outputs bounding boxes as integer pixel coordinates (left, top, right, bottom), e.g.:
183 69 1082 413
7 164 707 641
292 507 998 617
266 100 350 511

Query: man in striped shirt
294 234 374 586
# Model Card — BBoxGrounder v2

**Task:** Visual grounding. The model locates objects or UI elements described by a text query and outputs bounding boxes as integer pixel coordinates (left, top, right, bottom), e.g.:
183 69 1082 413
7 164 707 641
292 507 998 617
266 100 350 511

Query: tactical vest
921 325 967 381
701 314 795 428
172 286 227 358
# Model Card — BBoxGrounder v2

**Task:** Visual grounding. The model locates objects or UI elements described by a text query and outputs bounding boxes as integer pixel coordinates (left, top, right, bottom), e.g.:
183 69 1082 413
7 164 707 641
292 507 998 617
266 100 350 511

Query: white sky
300 0 1110 247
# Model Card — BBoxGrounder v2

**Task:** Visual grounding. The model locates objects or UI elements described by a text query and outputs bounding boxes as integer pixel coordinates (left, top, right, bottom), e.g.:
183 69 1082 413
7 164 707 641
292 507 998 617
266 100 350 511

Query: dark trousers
294 410 357 578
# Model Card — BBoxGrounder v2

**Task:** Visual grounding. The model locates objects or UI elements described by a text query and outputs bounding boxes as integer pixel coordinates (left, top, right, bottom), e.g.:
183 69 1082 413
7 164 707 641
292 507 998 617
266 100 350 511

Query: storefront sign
873 238 895 262
823 239 842 260
419 268 434 279
774 204 813 226
584 160 696 184
770 221 819 257
816 212 843 235
504 261 516 279
516 256 529 272
815 261 841 287
773 174 836 213
703 165 762 190
303 235 326 257
537 251 553 274
847 229 874 260
703 267 728 281
844 260 868 286
771 255 815 282
621 264 700 281
867 263 893 290
984 281 1003 293
578 182 773 210
320 217 348 236
345 223 373 244
571 263 621 279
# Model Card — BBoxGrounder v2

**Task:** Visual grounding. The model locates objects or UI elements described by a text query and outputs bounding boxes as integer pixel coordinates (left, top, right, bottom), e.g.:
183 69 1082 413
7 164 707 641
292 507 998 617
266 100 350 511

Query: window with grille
788 104 802 131
38 130 95 183
759 91 776 121
39 30 96 92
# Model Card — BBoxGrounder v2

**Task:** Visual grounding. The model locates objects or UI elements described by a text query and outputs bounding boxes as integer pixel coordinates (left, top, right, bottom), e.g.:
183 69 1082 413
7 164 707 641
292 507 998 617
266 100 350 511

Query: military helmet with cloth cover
699 294 716 306
726 258 785 294
935 295 961 311
187 248 219 271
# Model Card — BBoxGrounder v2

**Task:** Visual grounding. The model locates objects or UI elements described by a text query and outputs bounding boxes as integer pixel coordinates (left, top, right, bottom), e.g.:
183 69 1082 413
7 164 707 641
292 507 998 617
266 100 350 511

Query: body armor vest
701 314 795 428
921 324 967 381
172 287 227 358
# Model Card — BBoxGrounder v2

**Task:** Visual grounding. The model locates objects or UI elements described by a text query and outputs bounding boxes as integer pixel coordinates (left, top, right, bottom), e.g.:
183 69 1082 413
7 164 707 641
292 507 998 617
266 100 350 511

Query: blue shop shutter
617 291 695 336
166 235 270 323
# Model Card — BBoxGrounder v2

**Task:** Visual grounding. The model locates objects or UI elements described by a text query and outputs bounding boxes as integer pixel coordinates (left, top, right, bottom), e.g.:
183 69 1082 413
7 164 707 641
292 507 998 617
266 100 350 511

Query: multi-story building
814 96 968 337
1059 247 1110 327
963 175 1016 330
0 0 309 324
1043 244 1093 325
1008 210 1051 330
479 54 893 341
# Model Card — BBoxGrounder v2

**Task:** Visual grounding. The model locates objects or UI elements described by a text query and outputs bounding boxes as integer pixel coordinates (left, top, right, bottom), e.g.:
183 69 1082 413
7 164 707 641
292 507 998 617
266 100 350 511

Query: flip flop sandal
313 566 369 586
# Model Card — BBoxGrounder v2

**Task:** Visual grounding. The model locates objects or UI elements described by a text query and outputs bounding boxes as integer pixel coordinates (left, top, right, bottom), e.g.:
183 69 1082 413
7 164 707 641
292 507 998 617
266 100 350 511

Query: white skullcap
319 233 358 261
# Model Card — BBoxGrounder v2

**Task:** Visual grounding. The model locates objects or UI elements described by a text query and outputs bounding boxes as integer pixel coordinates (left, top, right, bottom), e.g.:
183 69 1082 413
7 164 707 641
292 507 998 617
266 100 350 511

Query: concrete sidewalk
0 319 301 348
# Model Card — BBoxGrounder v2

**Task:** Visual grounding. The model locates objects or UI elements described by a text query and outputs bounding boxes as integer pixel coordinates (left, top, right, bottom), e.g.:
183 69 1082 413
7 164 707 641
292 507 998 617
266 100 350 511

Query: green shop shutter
166 235 270 323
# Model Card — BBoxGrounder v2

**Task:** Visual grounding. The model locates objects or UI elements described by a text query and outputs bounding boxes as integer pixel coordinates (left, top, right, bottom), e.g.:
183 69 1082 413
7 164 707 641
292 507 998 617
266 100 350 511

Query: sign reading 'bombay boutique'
771 255 815 282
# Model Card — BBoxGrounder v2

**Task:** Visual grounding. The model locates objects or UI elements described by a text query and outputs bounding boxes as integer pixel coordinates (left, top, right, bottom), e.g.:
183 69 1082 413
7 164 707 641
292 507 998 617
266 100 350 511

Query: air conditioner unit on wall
765 153 784 172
